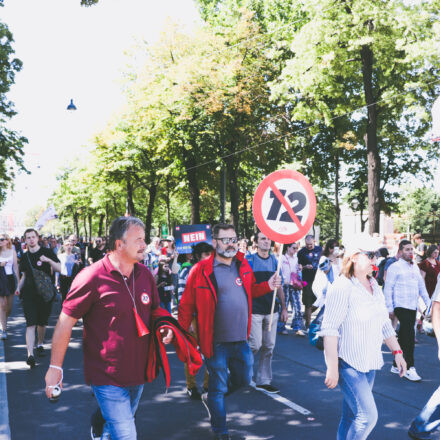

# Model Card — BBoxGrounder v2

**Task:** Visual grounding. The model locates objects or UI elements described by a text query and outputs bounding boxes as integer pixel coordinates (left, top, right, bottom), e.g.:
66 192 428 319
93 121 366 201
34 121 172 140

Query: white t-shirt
0 251 14 275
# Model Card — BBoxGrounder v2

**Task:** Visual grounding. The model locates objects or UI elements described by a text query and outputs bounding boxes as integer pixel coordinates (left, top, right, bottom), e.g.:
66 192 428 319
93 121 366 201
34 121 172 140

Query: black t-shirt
297 245 323 283
19 247 59 296
89 247 107 263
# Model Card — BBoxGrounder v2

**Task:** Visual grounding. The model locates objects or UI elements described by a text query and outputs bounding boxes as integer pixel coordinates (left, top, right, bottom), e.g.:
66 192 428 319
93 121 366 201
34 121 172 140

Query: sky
1 0 199 223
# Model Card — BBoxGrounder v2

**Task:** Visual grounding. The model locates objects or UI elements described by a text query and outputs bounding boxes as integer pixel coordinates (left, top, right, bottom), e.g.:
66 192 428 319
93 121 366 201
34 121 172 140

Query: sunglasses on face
215 237 238 245
0 238 6 242
361 251 379 260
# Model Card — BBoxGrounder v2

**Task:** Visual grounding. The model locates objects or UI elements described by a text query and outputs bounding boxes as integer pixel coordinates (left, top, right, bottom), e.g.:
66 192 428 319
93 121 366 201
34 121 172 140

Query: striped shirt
319 275 395 373
383 258 430 313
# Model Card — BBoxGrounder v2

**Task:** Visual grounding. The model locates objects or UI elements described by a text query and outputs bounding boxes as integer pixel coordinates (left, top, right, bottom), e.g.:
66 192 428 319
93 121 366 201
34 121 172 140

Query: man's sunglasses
215 237 238 245
361 251 379 260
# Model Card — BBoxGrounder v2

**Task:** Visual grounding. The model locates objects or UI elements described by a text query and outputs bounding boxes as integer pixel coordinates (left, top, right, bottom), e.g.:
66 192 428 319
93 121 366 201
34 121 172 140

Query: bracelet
392 350 403 356
48 365 63 388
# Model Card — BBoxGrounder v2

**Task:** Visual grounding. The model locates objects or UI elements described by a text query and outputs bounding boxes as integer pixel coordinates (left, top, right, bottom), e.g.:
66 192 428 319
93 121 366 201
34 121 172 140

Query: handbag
290 272 304 290
308 306 325 350
26 253 57 303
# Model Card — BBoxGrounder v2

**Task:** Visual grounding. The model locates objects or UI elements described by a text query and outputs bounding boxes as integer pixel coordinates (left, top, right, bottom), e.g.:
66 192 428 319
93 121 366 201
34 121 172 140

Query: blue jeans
205 341 254 435
337 359 378 440
409 386 440 439
278 285 303 332
92 384 144 440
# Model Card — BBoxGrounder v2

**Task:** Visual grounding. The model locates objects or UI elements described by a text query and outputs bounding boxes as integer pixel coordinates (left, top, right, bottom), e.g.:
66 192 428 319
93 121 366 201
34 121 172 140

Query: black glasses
215 237 238 245
0 238 6 242
361 251 378 260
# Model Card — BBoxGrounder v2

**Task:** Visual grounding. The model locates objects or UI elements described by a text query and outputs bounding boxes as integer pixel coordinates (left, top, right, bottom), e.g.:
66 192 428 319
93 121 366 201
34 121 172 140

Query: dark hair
212 223 235 238
24 228 39 238
399 239 412 251
305 234 315 242
108 216 145 251
379 247 389 258
284 242 299 254
427 244 438 258
323 239 339 257
192 242 214 261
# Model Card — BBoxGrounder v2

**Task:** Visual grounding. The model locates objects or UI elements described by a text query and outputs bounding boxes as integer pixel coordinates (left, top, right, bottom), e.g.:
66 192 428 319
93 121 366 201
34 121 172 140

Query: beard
216 244 238 258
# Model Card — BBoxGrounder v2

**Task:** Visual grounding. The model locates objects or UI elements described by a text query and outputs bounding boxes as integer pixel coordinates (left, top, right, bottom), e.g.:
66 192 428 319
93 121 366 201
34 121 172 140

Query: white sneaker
390 366 400 375
404 367 422 382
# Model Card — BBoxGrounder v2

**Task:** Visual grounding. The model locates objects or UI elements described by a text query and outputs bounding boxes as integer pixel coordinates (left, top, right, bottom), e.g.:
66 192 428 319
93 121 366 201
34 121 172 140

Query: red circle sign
252 169 316 244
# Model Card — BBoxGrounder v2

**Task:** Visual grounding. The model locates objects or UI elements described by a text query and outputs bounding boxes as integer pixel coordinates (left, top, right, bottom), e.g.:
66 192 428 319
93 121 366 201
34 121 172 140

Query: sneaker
26 355 36 368
35 345 45 356
390 366 400 375
404 367 422 382
255 384 280 394
201 392 211 420
186 386 202 401
90 426 102 440
295 330 306 337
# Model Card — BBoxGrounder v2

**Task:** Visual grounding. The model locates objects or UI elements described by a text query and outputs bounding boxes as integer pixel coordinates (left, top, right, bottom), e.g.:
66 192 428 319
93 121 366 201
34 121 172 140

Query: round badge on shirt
141 293 150 305
235 277 243 287
36 261 42 267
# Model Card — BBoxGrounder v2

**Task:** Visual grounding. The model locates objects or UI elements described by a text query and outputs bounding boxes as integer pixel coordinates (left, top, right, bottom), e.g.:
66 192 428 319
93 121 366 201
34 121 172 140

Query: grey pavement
1 296 440 439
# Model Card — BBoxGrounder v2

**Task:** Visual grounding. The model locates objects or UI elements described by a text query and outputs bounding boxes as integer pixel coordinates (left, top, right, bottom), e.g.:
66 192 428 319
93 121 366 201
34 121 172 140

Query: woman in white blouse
320 237 406 440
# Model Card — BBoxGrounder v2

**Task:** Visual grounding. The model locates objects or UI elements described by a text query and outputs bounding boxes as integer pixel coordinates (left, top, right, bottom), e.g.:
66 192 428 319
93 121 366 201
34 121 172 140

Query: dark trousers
393 307 417 368
59 275 74 303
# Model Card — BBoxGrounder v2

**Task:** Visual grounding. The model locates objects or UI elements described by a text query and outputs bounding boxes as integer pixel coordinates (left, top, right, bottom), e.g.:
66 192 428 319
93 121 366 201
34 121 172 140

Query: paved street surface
2 296 440 440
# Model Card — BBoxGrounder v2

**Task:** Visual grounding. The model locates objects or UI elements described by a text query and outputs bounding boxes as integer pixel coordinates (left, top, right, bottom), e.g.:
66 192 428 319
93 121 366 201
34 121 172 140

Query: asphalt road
3 296 440 440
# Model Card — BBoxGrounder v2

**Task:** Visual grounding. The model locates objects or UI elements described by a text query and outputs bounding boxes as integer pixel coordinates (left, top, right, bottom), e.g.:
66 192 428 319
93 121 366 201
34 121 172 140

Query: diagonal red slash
269 183 303 230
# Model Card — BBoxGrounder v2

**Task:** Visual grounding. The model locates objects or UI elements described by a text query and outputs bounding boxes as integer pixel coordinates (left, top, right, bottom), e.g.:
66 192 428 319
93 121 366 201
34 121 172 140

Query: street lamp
67 99 77 111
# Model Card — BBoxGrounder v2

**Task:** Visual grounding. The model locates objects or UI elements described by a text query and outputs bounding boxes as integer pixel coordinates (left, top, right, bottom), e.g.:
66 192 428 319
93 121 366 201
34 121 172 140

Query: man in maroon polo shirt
45 217 173 440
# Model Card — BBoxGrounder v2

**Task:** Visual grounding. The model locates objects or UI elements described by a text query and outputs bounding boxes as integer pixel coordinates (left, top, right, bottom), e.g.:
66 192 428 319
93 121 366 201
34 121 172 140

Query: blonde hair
340 253 372 279
0 234 12 251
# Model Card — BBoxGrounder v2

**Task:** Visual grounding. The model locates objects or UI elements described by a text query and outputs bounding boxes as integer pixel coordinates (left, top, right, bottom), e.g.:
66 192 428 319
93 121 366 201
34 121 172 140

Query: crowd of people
3 219 440 439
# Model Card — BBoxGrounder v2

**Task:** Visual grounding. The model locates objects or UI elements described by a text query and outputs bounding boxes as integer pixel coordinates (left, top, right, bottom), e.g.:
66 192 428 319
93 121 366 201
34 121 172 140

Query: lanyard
119 267 138 314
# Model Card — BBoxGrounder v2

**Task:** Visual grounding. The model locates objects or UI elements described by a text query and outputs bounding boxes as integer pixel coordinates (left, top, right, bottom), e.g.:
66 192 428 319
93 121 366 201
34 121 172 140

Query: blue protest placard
173 224 212 254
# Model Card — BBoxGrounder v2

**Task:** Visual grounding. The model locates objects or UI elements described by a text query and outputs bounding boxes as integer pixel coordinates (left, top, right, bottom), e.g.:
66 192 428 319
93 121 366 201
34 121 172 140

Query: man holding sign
247 230 288 394
178 223 281 440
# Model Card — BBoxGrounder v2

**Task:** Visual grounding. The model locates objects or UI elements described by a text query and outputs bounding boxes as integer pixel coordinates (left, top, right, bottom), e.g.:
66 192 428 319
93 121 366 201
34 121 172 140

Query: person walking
0 233 19 339
247 231 287 392
57 239 80 302
297 235 322 328
383 239 431 381
45 217 175 440
18 228 61 367
280 242 305 336
321 236 406 440
419 244 440 298
408 276 440 439
178 223 281 440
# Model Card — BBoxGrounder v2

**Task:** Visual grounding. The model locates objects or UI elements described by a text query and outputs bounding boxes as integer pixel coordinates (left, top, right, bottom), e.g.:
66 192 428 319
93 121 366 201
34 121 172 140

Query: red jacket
146 309 202 388
178 251 272 358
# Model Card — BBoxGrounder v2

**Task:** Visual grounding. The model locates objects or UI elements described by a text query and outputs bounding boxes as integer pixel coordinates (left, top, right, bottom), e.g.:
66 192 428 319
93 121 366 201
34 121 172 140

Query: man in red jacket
179 223 281 440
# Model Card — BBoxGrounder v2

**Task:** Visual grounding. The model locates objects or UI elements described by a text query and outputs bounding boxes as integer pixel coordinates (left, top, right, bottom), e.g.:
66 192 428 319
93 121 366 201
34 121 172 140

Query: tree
0 9 28 205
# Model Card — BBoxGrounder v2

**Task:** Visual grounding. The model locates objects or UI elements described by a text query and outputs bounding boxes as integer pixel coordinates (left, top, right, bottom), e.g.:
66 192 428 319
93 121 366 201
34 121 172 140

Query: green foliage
395 186 440 235
0 10 28 205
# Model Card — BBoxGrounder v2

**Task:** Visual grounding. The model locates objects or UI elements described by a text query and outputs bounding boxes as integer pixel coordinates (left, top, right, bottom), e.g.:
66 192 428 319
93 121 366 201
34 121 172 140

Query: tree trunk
126 178 136 216
225 156 239 231
83 216 88 241
112 196 118 217
73 212 79 238
105 203 109 237
243 189 250 239
334 152 341 241
165 176 172 232
88 213 92 240
145 183 157 241
98 214 104 237
361 43 381 234
182 147 200 224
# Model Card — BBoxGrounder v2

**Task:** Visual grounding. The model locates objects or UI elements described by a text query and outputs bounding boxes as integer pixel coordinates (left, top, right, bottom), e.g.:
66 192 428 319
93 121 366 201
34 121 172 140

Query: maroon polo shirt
62 254 160 386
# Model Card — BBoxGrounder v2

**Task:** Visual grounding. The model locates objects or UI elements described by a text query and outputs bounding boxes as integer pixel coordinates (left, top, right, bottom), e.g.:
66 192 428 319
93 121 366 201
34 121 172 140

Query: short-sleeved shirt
89 247 107 263
212 258 248 343
246 253 281 315
62 255 160 387
297 246 323 283
19 247 59 298
419 259 440 297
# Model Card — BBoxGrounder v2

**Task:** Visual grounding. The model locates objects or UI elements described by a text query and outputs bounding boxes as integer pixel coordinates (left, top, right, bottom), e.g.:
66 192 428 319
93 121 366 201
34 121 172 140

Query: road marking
0 341 11 440
250 381 312 416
